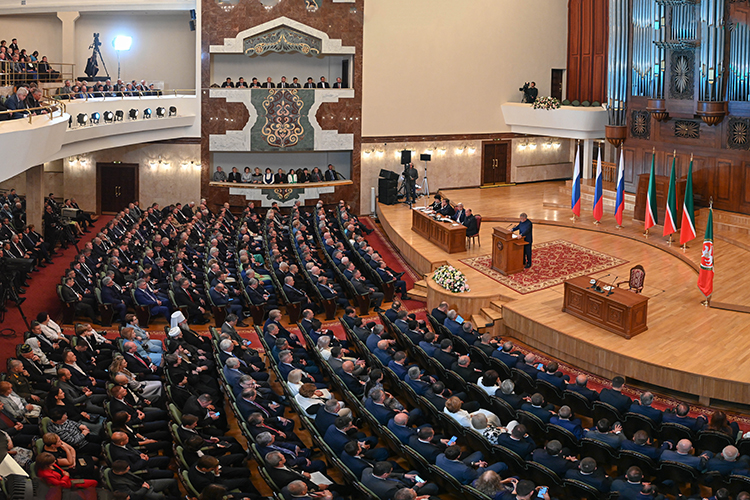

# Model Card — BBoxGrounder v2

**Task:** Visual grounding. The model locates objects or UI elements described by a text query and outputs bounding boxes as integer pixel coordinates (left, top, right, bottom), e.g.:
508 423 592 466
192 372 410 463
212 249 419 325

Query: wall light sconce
553 141 561 149
528 142 537 150
376 149 384 157
455 146 465 154
518 142 527 151
438 146 447 155
425 147 434 154
160 160 171 169
181 161 190 170
363 149 372 157
467 145 476 154
394 151 402 159
192 161 202 171
149 160 158 169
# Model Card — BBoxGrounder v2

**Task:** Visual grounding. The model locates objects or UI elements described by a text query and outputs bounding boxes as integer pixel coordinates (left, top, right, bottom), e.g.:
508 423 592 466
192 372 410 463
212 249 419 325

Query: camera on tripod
90 33 102 50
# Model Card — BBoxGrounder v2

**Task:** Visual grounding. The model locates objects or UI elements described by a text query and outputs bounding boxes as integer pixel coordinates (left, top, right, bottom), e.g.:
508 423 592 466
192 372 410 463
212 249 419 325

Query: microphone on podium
590 273 610 291
607 276 619 295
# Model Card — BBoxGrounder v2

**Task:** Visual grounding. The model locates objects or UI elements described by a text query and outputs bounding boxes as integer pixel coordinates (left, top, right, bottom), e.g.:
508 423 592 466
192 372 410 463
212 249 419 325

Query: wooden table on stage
562 275 649 339
492 227 527 275
411 209 467 254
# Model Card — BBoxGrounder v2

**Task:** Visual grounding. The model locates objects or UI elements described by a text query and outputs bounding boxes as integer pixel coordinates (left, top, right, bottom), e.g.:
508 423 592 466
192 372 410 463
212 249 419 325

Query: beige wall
75 12 196 89
0 160 65 199
64 142 201 212
362 0 568 136
0 14 63 62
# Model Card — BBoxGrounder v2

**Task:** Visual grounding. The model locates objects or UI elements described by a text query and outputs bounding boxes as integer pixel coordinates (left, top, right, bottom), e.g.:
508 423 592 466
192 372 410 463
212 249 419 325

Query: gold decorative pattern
728 118 750 150
244 27 322 56
260 89 306 148
674 120 700 139
630 110 651 139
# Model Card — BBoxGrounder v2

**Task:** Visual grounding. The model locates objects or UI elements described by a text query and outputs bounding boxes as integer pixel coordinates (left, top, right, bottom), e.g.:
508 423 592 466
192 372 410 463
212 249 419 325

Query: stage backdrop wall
362 0 568 136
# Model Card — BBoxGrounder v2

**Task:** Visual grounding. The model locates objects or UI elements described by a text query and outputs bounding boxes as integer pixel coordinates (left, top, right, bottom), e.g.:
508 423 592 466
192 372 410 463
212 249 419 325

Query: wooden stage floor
377 182 750 405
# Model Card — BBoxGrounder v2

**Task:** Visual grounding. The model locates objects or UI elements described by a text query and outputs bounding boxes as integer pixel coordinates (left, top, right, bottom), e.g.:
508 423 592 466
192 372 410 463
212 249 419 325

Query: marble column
57 11 80 78
26 165 44 230
582 139 594 179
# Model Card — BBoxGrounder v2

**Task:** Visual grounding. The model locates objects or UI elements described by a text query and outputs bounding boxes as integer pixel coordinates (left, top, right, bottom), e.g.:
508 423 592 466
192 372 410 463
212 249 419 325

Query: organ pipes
654 2 666 99
607 0 629 126
632 0 656 97
728 22 750 101
671 4 697 42
699 0 726 102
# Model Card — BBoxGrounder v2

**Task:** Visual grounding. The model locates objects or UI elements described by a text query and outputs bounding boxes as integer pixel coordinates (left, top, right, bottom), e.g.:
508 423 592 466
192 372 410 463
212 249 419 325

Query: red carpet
359 217 426 310
0 216 113 368
460 239 628 294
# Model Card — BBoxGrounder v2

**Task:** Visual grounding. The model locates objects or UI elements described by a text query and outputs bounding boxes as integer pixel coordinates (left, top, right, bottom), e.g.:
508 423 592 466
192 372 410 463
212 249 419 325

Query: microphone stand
607 276 619 296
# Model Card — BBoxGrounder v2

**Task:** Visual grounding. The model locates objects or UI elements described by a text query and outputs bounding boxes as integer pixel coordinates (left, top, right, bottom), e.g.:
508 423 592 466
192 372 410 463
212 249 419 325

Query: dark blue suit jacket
628 404 663 424
314 409 338 435
549 416 584 440
531 448 576 478
567 383 600 403
444 318 462 336
537 371 567 391
323 425 352 454
101 285 124 304
599 388 632 415
387 419 416 445
512 219 533 244
408 435 443 463
365 398 395 425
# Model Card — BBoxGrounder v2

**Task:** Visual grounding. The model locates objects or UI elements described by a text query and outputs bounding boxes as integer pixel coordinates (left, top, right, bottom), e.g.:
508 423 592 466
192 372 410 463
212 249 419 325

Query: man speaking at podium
512 213 533 269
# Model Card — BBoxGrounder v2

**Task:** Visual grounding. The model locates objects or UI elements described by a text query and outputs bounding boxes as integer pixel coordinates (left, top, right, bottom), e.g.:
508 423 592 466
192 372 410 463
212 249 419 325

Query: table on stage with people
411 208 466 254
562 275 649 339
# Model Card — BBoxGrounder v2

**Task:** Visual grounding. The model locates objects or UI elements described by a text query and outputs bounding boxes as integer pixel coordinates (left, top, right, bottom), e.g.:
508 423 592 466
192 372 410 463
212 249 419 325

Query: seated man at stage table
463 209 478 237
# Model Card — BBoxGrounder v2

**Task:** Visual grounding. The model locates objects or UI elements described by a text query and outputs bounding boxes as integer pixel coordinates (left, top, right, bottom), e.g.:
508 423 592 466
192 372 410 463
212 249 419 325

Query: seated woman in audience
444 395 501 428
251 167 263 184
286 369 305 397
316 336 333 360
472 470 518 500
241 166 252 183
300 167 311 183
294 383 328 415
287 168 298 183
263 168 274 184
309 167 322 183
44 388 102 435
109 354 163 404
41 432 97 480
34 452 97 499
706 411 740 438
477 370 502 395
0 381 40 423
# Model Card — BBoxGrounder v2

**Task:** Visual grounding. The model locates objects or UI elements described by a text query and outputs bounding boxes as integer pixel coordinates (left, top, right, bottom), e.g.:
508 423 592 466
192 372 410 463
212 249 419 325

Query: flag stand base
666 235 672 247
570 216 578 223
701 299 710 307
593 220 601 225
615 224 623 230
643 229 650 238
681 243 688 252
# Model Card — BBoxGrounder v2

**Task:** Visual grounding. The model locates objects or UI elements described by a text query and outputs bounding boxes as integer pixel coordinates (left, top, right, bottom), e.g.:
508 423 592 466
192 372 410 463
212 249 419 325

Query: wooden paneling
567 0 608 103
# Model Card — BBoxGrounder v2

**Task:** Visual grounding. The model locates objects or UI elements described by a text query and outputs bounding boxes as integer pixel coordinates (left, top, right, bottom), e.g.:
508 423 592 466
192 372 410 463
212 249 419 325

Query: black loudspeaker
189 20 196 31
401 150 411 164
378 178 398 205
420 153 432 162
379 169 399 181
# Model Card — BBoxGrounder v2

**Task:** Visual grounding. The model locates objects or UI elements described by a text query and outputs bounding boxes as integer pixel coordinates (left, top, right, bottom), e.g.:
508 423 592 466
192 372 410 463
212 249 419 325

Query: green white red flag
645 151 658 230
663 154 678 236
680 157 697 245
697 207 714 299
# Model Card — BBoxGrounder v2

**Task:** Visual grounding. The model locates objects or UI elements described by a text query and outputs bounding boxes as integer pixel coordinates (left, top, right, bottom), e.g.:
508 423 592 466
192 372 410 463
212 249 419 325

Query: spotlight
103 111 114 123
128 109 138 120
156 107 166 118
143 108 152 119
77 113 88 126
113 35 132 51
168 106 177 117
91 112 101 124
115 110 124 121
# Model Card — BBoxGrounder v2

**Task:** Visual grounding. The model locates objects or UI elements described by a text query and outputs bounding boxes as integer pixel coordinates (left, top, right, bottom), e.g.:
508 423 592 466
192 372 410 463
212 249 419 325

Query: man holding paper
512 213 533 268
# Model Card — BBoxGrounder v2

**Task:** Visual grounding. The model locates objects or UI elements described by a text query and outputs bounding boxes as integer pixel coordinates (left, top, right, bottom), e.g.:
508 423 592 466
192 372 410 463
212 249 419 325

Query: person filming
520 82 538 103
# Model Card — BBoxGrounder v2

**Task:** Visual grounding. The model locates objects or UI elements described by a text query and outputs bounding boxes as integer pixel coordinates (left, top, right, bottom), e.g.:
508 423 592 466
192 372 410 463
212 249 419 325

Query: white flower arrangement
432 264 470 293
532 96 561 110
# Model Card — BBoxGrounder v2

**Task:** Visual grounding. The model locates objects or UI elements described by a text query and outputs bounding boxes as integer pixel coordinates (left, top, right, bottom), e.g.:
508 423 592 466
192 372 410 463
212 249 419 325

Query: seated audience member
584 419 626 449
444 396 500 428
470 412 512 446
472 471 521 500
531 440 578 478
566 374 599 403
520 393 555 424
620 430 669 461
436 444 507 484
628 392 663 424
536 361 568 391
660 438 711 471
361 461 439 499
515 353 542 380
497 424 536 459
549 405 583 440
662 402 707 432
430 301 449 324
610 466 647 500
496 379 525 409
598 376 632 414
565 457 611 493
108 459 180 500
706 445 749 476
705 411 741 438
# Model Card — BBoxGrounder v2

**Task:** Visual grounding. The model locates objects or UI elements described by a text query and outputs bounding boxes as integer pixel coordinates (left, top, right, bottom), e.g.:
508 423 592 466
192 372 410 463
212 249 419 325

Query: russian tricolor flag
614 147 625 226
592 148 603 222
571 144 581 217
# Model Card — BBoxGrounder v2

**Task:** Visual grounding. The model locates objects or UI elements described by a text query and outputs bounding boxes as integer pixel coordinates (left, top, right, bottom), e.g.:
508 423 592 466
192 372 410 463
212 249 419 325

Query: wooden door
98 163 138 213
482 143 508 185
551 69 564 101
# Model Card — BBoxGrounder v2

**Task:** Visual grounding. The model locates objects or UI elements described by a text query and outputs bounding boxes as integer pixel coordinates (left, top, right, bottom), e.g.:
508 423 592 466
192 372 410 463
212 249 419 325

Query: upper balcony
501 102 608 139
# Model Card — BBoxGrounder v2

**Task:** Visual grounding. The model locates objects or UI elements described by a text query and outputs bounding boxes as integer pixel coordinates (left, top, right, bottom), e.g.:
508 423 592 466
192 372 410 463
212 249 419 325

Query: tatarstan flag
645 151 658 230
680 157 697 245
697 207 714 298
663 154 677 236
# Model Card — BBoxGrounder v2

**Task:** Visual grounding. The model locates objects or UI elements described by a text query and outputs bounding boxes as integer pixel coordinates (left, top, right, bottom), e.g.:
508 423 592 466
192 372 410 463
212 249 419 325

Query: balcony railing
0 61 75 86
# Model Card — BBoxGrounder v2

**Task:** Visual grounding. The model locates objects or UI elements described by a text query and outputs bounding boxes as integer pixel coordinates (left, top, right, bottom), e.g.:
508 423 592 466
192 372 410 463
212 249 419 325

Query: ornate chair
617 264 645 293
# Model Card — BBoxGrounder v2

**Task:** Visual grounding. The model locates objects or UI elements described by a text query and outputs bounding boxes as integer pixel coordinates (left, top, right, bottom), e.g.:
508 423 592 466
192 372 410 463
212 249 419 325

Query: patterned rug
459 239 628 294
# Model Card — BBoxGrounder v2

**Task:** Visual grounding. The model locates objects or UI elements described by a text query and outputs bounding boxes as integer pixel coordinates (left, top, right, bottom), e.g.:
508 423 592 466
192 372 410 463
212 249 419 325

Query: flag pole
681 153 694 252
665 150 676 247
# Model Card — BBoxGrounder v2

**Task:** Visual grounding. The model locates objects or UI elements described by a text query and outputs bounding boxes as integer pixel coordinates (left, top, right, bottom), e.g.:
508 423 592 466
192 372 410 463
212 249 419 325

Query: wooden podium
492 227 527 275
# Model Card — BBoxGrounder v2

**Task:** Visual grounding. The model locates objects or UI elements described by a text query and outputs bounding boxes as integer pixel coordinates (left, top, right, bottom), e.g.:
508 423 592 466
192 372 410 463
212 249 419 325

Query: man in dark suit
620 430 669 461
266 453 336 498
109 432 173 478
433 339 458 369
430 302 448 324
492 341 525 369
361 462 438 499
660 439 710 471
332 77 345 88
323 416 387 461
387 413 416 445
277 76 290 88
408 426 445 464
706 445 748 476
512 212 533 268
317 76 330 88
436 445 507 485
531 440 578 478
599 376 632 415
537 361 568 391
303 77 316 88
451 355 481 384
610 466 647 500
61 276 98 322
188 455 258 498
463 209 479 237
662 403 707 432
452 203 466 223
497 424 536 459
261 77 275 88
365 389 421 427
628 392 663 424
283 276 316 312
549 405 584 440
174 278 207 324
515 353 542 380
290 77 301 88
101 277 128 322
521 393 555 424
351 269 384 312
567 374 599 403
565 457 611 493
108 460 179 500
317 276 348 308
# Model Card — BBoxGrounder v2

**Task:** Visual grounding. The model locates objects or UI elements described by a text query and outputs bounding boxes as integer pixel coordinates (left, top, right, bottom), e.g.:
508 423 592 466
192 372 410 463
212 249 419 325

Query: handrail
51 89 197 101
0 99 65 124
0 61 75 86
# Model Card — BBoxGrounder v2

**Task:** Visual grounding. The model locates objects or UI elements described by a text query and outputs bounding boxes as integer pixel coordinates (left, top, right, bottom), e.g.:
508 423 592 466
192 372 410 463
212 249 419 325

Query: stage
377 182 750 405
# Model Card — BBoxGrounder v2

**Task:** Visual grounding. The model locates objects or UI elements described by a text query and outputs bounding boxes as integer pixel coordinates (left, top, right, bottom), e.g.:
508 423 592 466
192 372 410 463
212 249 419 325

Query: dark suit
497 434 535 459
567 384 599 403
627 404 663 424
565 468 611 493
463 215 478 237
598 388 632 414
316 81 330 88
531 448 577 478
408 436 444 464
512 218 533 267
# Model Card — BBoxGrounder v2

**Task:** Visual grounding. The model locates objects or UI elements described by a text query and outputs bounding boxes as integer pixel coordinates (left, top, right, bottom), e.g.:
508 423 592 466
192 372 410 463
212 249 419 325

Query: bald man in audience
660 439 711 471
628 392 663 424
706 445 749 476
430 301 449 324
567 374 599 403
